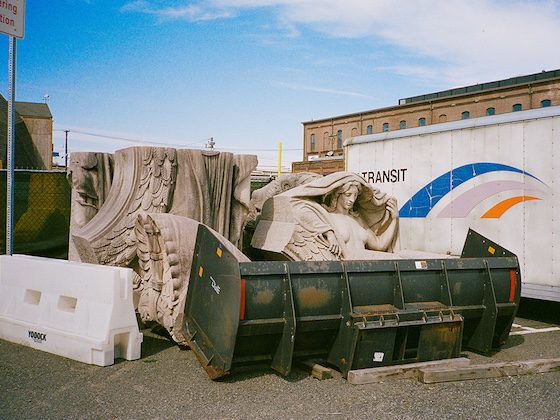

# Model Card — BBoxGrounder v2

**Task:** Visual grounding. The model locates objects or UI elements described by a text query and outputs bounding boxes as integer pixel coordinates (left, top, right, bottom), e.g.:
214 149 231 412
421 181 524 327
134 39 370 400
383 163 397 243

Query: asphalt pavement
1 298 559 419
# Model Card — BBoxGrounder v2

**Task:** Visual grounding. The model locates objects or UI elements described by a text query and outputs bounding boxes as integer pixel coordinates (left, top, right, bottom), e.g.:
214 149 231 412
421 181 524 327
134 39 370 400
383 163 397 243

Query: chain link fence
0 170 274 260
0 169 71 259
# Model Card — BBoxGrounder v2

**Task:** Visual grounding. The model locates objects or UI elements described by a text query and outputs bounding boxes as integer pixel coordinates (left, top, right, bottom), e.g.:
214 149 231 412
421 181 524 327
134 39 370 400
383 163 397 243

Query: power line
53 129 303 152
219 147 302 152
53 129 205 148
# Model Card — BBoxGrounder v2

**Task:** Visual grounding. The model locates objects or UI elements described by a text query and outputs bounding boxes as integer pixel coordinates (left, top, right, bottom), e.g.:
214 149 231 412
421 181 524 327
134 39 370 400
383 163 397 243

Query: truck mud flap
184 225 521 379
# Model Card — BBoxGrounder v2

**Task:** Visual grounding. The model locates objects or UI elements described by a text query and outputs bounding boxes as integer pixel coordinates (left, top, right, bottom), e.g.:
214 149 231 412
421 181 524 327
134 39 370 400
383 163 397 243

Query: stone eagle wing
285 223 338 261
93 148 177 266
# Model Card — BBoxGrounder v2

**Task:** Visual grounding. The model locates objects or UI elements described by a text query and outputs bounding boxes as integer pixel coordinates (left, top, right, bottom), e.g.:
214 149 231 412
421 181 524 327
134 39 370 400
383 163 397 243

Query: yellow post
278 142 283 177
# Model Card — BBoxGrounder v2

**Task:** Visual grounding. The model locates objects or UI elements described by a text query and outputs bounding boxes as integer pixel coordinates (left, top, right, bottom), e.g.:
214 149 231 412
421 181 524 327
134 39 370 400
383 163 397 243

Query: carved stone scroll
67 152 114 261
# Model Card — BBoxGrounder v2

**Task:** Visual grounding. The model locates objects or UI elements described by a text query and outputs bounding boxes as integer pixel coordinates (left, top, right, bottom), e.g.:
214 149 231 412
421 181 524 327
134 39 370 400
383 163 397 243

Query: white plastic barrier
0 255 143 366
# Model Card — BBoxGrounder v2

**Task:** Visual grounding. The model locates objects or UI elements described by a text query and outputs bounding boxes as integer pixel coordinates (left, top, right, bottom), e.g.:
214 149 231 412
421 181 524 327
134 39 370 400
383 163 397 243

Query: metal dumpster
183 226 520 379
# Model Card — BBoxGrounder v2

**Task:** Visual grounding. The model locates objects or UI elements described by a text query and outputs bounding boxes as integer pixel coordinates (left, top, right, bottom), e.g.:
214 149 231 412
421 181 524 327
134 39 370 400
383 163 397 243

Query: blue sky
1 0 559 170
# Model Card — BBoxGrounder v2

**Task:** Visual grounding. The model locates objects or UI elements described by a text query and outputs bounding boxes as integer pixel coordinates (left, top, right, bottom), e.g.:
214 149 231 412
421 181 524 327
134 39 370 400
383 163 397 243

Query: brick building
293 69 560 174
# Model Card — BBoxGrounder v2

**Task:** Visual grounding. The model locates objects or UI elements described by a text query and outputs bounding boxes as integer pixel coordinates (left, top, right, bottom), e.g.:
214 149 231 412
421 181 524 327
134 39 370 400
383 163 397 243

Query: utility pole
64 130 69 168
277 142 282 177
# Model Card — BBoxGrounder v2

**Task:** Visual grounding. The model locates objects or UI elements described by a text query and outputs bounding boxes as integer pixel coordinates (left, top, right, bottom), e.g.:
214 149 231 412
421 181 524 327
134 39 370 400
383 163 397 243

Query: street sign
0 0 25 39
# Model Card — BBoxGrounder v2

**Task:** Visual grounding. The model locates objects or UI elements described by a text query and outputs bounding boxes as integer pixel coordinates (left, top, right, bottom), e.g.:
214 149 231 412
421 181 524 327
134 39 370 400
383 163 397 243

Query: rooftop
303 68 560 125
15 101 52 119
399 69 560 105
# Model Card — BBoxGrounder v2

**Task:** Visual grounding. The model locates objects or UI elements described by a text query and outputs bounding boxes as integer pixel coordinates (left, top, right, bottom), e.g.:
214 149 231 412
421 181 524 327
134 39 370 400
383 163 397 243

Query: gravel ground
2 301 560 419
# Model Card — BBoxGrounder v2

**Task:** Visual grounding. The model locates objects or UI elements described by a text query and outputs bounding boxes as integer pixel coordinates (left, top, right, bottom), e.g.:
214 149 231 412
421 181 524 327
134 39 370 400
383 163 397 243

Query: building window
486 107 496 116
541 99 551 107
382 123 389 132
323 132 330 149
399 120 407 129
367 125 373 134
337 130 343 149
512 103 522 112
439 114 447 122
461 111 470 119
418 118 426 127
310 134 315 152
351 127 358 136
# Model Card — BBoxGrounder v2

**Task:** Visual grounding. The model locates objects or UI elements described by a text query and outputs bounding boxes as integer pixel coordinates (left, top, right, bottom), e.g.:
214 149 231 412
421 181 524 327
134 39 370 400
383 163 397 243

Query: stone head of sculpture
320 180 362 216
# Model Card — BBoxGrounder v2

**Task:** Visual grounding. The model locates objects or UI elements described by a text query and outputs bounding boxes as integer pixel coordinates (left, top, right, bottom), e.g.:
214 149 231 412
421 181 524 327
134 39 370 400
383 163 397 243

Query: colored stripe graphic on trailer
399 163 545 218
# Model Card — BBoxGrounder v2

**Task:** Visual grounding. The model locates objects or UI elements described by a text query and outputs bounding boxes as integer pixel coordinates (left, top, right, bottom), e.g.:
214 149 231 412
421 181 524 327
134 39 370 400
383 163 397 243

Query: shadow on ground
139 326 177 358
517 298 560 325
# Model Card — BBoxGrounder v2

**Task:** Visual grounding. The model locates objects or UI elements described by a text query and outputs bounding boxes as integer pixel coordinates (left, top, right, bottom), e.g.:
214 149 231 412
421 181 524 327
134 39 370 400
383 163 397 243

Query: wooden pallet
419 358 560 384
303 357 560 384
297 359 334 380
347 358 471 385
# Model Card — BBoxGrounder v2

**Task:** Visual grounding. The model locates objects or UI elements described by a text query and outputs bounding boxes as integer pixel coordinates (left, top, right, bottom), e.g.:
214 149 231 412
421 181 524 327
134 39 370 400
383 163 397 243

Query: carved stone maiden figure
251 172 400 261
320 178 399 259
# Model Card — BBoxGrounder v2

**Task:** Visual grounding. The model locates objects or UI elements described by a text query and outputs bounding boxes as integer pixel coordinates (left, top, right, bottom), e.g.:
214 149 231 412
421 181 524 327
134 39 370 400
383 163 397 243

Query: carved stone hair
321 180 362 214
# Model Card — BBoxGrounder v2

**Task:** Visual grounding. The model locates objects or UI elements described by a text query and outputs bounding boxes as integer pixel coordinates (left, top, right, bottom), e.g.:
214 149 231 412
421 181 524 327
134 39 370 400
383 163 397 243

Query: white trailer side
345 106 560 302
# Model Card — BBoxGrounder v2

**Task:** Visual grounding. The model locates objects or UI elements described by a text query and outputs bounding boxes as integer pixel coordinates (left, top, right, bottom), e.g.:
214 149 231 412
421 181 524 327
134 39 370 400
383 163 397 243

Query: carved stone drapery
168 150 257 248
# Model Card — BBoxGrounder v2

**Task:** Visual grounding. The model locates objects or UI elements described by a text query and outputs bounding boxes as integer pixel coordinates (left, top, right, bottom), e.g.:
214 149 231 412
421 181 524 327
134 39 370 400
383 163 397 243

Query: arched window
512 103 522 112
541 99 551 107
486 107 496 116
310 134 316 152
399 120 407 129
367 125 373 134
323 132 330 149
439 114 447 122
461 111 470 120
382 123 389 132
351 127 358 136
337 130 343 149
418 117 426 127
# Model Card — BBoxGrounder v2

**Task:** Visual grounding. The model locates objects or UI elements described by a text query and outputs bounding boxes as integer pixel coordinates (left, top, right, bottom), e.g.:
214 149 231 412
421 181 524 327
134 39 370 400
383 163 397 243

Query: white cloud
271 80 374 99
120 0 233 22
122 0 560 86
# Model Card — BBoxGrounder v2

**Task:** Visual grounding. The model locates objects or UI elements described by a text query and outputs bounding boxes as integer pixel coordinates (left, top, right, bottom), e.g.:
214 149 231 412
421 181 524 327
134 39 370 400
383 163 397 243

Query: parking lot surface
2 299 559 419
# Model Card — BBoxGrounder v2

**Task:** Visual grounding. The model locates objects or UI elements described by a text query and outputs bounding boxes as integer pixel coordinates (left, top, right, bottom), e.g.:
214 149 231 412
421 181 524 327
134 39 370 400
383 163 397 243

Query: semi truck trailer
345 106 560 302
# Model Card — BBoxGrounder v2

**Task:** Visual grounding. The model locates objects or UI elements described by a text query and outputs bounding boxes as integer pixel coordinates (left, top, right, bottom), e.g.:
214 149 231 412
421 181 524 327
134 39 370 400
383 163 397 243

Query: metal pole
64 130 69 168
6 36 16 255
277 142 282 177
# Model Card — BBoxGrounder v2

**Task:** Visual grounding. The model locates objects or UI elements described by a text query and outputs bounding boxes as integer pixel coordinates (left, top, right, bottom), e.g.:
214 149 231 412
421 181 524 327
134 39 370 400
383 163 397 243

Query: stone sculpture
243 172 321 257
134 214 249 344
251 172 400 261
67 146 257 343
248 172 322 217
67 154 407 343
66 152 114 260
